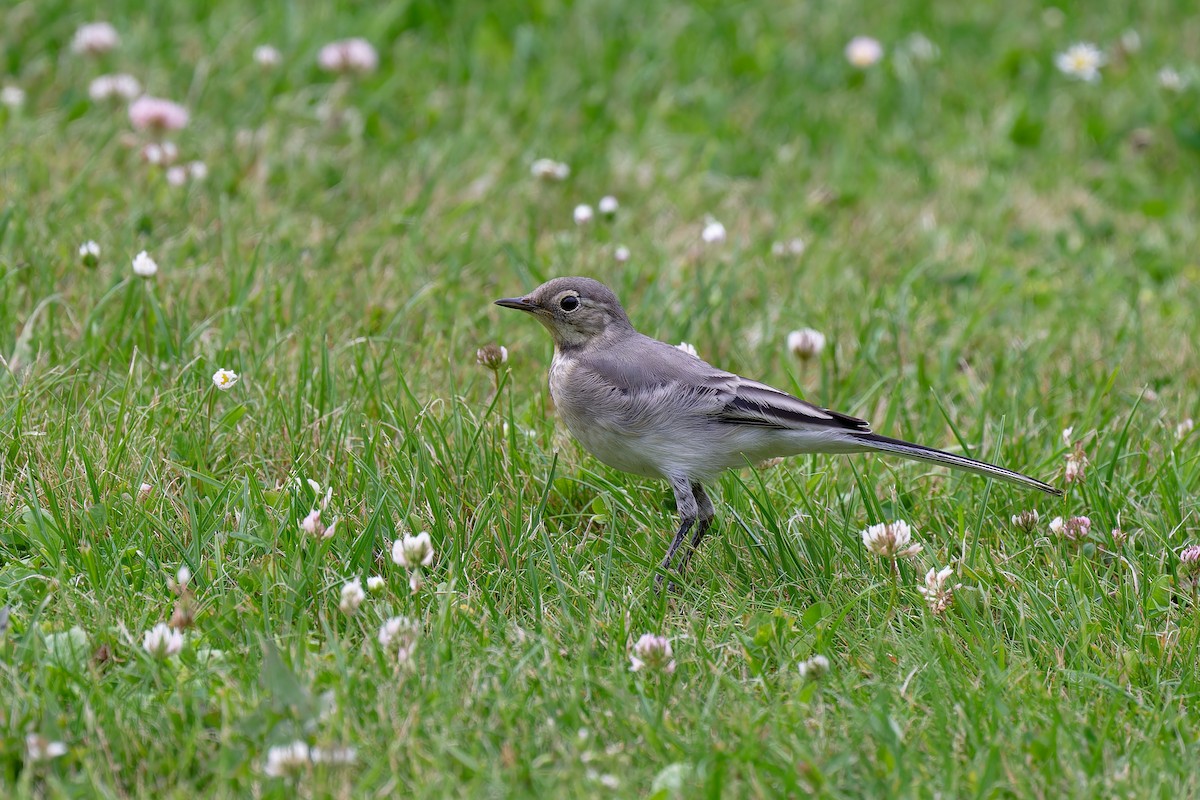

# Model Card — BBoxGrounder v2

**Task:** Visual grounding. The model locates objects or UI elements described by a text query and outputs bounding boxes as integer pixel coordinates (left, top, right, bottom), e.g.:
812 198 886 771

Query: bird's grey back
574 333 870 433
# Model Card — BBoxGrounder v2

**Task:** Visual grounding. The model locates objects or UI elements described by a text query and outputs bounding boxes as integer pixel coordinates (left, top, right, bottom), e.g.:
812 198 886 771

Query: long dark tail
850 432 1062 495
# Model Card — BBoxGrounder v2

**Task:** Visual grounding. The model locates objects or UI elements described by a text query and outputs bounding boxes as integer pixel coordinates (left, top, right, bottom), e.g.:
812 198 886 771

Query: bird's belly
558 407 668 478
555 401 774 481
559 405 860 482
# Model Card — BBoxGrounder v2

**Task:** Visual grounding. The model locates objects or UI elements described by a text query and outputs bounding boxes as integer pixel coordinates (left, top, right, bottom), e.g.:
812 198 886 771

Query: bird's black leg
656 476 697 592
679 483 715 573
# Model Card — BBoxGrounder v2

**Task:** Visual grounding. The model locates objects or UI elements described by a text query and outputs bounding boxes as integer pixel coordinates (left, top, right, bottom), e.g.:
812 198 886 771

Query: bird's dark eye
559 295 580 312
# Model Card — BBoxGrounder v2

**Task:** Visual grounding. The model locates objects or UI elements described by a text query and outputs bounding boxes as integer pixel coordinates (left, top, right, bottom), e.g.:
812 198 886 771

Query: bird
495 277 1061 588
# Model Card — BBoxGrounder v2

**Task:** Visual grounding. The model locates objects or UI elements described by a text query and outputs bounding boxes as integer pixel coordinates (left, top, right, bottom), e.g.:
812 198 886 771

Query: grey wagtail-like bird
496 277 1060 587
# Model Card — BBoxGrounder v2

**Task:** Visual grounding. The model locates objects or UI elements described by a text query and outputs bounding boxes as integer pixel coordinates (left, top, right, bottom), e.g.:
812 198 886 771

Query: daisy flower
1055 43 1105 82
212 368 239 390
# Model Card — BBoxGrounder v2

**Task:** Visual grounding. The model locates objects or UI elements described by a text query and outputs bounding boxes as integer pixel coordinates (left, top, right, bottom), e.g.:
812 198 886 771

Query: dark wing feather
716 379 872 432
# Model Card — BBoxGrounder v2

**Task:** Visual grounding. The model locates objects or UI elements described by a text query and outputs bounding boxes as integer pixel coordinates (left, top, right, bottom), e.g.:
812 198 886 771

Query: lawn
2 0 1199 796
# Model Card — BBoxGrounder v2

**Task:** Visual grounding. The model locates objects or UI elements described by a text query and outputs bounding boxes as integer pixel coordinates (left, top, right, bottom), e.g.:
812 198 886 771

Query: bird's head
495 277 633 349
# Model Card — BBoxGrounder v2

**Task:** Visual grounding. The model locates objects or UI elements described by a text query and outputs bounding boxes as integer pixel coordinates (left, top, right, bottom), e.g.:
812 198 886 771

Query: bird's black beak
495 296 538 313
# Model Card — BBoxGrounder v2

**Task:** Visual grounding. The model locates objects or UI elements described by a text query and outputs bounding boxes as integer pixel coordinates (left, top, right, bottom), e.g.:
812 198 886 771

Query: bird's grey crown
529 277 631 323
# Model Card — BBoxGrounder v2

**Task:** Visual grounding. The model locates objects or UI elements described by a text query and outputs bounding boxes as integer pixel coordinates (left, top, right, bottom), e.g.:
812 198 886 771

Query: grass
2 0 1200 796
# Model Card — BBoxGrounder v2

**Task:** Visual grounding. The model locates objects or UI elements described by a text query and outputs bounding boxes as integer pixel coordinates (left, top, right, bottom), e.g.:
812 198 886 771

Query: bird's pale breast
548 350 675 478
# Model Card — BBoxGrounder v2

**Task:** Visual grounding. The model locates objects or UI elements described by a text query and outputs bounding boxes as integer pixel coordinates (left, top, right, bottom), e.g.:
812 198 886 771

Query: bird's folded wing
715 379 872 432
571 338 870 433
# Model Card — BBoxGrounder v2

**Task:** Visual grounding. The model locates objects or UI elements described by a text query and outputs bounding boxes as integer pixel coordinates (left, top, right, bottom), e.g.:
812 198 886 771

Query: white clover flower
573 204 594 225
1177 418 1194 439
264 741 310 777
300 509 334 539
408 571 424 593
630 633 675 673
317 38 378 74
166 165 188 187
366 575 385 591
138 482 153 500
343 38 378 72
212 368 239 391
797 654 830 679
1010 509 1040 532
1061 427 1073 446
391 531 434 568
338 579 365 615
1064 450 1088 483
701 219 726 244
917 565 962 615
675 342 699 359
587 771 620 789
115 74 143 100
129 96 189 131
614 245 630 263
1050 515 1091 541
378 616 418 662
72 22 120 55
845 36 884 68
89 74 142 102
78 241 101 268
598 195 619 216
1 86 25 109
861 520 922 560
25 734 68 762
132 250 158 277
141 142 177 166
530 158 570 181
1119 30 1141 54
299 508 320 534
787 328 826 360
1180 544 1200 569
254 45 282 68
143 622 183 658
176 565 191 587
1056 43 1105 82
377 616 409 647
771 238 806 258
188 161 208 181
1158 68 1186 92
476 344 508 370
